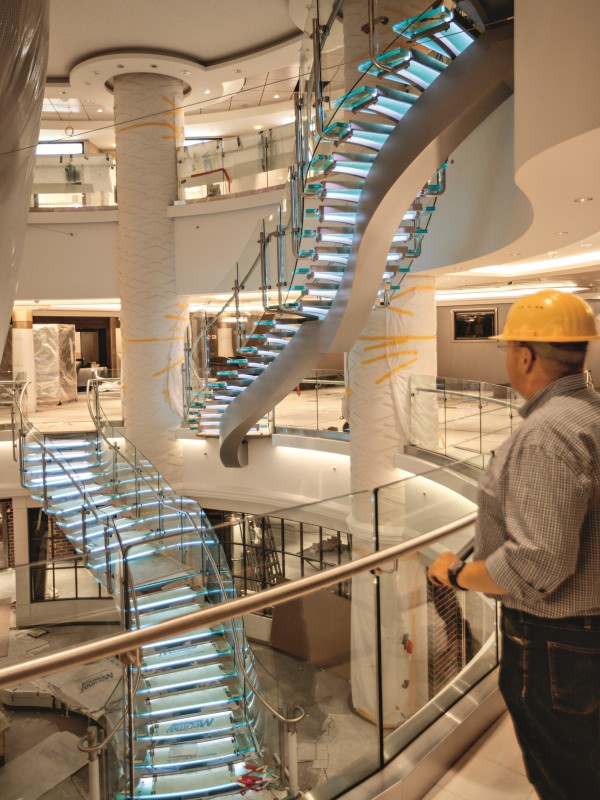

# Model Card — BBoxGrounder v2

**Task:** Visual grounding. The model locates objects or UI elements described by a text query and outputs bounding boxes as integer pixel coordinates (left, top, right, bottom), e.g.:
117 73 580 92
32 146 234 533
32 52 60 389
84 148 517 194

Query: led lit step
394 5 477 58
135 586 207 614
141 641 230 674
321 119 394 151
136 686 239 721
358 46 446 90
138 735 241 771
333 84 416 122
136 706 249 745
138 663 236 696
125 763 241 799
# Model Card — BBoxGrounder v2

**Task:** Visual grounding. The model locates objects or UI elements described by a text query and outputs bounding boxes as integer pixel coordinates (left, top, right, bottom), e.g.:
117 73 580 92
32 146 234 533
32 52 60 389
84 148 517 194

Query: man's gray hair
526 341 588 366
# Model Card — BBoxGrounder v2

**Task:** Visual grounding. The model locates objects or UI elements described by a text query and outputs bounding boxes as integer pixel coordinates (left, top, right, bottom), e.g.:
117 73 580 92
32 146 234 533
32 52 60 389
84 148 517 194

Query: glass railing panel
177 125 295 201
374 459 497 762
273 368 346 433
410 375 522 459
31 153 117 208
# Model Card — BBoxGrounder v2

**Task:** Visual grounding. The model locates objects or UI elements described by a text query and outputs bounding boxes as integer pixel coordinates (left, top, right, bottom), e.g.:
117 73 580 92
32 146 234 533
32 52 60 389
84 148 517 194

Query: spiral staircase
188 3 514 468
15 390 275 799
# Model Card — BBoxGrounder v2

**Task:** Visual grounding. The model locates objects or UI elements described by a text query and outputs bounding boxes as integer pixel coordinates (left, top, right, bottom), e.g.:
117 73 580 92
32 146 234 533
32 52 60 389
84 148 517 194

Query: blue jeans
499 608 600 800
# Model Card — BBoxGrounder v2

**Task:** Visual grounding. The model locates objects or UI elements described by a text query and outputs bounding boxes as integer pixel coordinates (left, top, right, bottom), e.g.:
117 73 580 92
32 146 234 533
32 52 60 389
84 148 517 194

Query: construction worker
428 290 600 800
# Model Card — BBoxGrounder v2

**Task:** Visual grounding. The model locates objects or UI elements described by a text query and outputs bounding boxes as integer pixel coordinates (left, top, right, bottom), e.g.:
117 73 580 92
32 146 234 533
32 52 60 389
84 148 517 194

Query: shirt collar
519 373 589 418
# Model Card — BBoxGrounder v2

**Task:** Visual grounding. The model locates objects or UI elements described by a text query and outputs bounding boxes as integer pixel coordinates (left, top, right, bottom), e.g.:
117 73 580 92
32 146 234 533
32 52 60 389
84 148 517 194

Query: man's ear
522 345 536 373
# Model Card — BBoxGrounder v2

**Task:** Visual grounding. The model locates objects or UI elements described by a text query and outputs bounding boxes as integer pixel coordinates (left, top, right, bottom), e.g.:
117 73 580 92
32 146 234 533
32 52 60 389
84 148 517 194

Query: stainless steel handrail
0 512 476 688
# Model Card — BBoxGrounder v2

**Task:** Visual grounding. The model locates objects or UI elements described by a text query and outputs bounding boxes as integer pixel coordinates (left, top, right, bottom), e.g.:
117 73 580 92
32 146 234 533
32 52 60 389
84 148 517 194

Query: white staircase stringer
219 23 514 468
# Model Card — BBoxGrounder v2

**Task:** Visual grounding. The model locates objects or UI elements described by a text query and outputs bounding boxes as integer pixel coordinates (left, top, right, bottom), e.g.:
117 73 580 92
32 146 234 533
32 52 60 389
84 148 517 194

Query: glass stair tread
128 556 197 589
137 710 246 745
130 764 239 798
136 603 208 627
358 46 446 90
138 686 241 718
135 586 207 612
139 662 233 694
394 5 476 58
139 736 240 770
141 642 228 673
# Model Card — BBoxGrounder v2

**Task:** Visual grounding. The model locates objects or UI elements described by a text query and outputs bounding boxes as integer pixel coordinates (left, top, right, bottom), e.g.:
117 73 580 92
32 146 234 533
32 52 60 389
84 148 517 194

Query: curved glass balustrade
410 375 522 460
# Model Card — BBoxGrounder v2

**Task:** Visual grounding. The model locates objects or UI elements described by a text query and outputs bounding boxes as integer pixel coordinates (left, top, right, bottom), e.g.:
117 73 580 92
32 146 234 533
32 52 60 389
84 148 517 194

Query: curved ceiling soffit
219 23 515 468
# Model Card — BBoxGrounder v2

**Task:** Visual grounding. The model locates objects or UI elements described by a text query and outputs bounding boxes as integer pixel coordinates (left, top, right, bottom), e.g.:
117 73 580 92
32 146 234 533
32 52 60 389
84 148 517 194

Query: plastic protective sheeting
33 324 77 405
0 1 49 350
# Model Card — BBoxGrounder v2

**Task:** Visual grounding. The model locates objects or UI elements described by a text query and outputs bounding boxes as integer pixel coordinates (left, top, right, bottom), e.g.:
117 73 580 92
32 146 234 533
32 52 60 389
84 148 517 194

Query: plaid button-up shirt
474 373 600 618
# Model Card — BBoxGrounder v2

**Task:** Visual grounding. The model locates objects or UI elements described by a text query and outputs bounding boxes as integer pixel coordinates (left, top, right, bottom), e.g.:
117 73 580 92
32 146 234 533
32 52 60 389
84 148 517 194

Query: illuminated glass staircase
16 402 275 799
192 5 479 455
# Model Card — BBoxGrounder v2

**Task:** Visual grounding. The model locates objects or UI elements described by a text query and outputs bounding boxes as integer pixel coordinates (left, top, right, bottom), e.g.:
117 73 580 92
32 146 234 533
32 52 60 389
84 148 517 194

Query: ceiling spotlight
547 251 559 258
274 94 280 99
96 108 103 113
508 252 521 256
233 69 242 74
180 69 191 76
579 242 593 247
574 197 593 203
554 231 568 236
59 90 68 95
254 125 263 130
204 89 211 95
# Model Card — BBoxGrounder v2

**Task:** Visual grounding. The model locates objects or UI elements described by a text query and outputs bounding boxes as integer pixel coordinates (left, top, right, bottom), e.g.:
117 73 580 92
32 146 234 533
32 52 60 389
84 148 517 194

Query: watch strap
447 560 467 590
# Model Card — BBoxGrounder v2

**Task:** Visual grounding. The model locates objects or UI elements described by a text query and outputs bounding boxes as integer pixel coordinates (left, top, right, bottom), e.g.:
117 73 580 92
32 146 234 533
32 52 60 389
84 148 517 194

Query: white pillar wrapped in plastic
11 307 37 413
114 73 188 486
348 277 437 726
0 1 48 351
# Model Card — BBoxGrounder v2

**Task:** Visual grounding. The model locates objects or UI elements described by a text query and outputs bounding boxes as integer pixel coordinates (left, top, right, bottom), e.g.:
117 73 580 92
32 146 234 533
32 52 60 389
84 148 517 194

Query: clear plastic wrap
33 324 77 405
0 2 49 349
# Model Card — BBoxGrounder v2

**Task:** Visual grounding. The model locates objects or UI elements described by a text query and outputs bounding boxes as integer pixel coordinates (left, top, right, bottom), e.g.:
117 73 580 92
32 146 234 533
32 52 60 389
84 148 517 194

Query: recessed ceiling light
554 231 568 236
579 242 593 247
509 252 521 256
574 197 593 203
59 90 68 95
254 125 262 130
180 70 190 76
274 94 280 99
96 108 103 113
204 89 211 95
233 69 242 74
547 251 559 257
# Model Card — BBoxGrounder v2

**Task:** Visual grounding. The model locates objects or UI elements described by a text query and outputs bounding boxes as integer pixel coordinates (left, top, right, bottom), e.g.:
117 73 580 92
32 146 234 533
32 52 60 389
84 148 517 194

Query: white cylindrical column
348 277 437 726
114 73 188 486
11 307 37 413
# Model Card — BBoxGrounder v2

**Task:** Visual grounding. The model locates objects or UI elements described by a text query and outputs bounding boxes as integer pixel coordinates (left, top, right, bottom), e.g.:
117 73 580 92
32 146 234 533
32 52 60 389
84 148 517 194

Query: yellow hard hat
495 290 600 342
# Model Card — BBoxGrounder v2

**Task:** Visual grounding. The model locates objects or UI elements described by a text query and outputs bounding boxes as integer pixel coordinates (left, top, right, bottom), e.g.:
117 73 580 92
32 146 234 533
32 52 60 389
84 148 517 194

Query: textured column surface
348 277 436 726
0 1 48 351
114 73 188 486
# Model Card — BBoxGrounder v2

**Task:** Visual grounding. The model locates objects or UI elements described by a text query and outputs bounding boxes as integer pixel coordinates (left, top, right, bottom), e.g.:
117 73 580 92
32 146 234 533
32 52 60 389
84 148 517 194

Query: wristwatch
447 560 467 590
